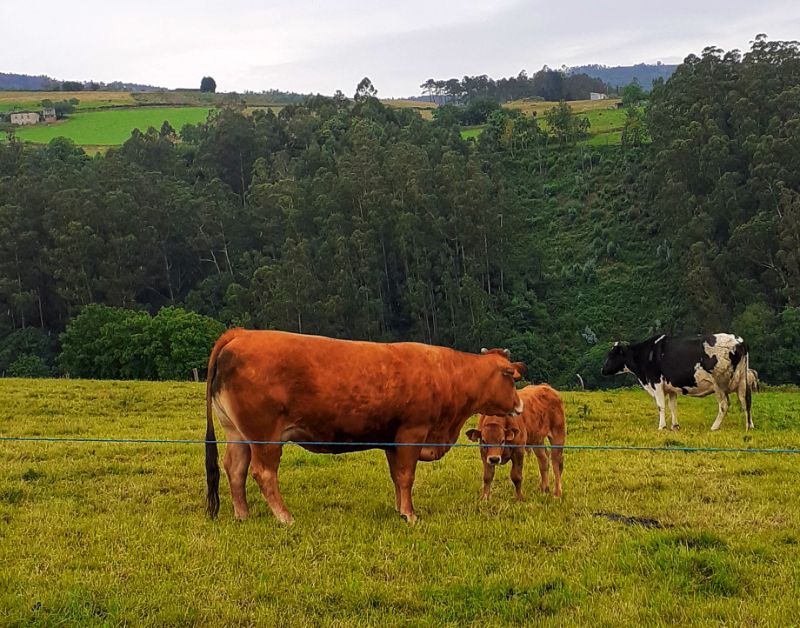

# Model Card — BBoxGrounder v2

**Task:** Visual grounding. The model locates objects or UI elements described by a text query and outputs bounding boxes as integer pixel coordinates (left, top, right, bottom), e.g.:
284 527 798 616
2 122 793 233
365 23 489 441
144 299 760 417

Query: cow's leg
249 443 293 524
654 382 667 430
737 377 754 430
480 458 496 501
510 448 525 501
668 393 679 430
222 427 252 520
532 439 550 494
385 449 401 511
710 389 730 431
394 444 421 523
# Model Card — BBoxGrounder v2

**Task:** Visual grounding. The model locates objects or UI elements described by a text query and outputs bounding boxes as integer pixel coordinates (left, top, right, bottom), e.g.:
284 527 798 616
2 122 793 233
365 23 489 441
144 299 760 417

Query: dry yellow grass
382 99 437 120
0 91 136 107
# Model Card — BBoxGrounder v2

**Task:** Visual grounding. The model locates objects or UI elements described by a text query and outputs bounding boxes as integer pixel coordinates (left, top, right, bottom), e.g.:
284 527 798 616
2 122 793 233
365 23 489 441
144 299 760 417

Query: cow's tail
205 328 242 519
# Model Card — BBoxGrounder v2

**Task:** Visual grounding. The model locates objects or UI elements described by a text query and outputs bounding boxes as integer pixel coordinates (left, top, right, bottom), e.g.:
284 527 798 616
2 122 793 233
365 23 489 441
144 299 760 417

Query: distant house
41 107 57 122
589 92 609 100
10 112 40 125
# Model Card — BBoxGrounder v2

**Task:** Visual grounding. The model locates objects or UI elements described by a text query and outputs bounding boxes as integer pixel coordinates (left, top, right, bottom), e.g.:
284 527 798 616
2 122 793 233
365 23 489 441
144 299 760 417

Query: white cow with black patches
602 333 753 431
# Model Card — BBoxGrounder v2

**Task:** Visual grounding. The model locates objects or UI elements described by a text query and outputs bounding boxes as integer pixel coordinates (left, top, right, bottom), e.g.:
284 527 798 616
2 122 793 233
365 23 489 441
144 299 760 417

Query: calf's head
466 418 521 465
478 348 526 416
601 342 629 376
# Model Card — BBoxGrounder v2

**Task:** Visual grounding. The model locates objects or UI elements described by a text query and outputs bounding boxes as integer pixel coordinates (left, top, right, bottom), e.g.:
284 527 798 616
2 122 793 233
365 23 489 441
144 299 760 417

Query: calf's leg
480 457 496 501
533 441 550 494
510 449 525 501
549 432 564 498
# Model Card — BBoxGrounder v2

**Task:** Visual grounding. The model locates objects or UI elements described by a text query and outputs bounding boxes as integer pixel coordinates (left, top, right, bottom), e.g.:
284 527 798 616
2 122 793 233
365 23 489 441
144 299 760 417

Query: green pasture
1 379 798 625
460 107 630 145
12 107 212 146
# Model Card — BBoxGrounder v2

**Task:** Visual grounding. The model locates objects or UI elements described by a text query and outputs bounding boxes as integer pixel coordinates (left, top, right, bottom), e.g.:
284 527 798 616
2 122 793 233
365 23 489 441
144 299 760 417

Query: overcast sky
2 1 799 97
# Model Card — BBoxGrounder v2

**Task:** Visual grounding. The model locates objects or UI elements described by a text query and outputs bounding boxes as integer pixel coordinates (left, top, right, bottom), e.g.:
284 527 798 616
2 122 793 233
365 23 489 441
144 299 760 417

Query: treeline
568 63 678 90
643 35 800 383
1 36 799 385
420 68 609 104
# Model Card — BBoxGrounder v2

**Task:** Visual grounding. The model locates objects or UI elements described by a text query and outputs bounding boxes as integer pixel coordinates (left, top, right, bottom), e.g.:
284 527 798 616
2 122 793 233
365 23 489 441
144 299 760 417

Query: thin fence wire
0 435 798 455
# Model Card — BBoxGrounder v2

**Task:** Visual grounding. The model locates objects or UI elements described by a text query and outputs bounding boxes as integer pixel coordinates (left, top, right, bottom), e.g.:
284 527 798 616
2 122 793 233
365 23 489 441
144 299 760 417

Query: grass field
381 99 437 120
505 98 622 117
1 379 799 625
461 103 630 145
12 107 212 147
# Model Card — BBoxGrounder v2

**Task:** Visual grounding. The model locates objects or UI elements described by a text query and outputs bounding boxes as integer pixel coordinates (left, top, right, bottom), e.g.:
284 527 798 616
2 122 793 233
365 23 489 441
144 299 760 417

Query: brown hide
205 328 525 524
467 384 566 500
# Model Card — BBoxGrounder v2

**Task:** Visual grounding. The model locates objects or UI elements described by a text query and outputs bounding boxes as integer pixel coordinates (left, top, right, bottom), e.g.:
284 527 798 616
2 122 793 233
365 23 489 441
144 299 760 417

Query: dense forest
568 63 678 89
1 36 799 385
420 68 609 104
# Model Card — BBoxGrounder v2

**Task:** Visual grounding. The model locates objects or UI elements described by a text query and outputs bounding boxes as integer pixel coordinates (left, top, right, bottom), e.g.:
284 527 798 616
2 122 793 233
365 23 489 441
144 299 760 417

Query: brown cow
205 329 525 524
466 384 565 501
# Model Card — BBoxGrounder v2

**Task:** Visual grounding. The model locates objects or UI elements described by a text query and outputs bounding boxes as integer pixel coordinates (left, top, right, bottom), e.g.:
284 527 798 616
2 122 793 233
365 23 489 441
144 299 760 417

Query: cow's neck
624 344 651 384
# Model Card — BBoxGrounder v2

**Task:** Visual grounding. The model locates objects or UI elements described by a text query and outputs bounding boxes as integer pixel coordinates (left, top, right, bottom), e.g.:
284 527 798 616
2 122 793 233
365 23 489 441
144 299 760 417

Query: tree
621 79 647 106
354 77 378 102
200 76 217 93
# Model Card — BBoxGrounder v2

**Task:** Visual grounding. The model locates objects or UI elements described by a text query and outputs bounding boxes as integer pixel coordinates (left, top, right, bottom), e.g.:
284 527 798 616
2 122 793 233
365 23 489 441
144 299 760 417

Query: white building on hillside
589 92 609 100
10 112 40 125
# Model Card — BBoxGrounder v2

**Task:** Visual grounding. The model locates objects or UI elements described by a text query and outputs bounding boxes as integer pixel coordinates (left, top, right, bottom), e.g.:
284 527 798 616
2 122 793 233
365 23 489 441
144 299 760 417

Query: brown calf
466 384 565 501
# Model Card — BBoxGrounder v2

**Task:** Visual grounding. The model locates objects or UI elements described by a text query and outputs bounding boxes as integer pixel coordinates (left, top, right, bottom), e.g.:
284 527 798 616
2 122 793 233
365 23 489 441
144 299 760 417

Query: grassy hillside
12 107 213 146
1 379 798 625
461 100 627 145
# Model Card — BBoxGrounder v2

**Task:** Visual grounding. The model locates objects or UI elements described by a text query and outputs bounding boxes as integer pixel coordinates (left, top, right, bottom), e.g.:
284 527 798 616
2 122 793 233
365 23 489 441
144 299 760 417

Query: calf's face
466 420 521 465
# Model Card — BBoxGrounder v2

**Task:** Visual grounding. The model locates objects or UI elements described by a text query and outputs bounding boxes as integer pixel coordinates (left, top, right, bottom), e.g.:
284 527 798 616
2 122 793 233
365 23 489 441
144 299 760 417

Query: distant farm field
12 107 212 146
1 379 799 625
461 101 631 145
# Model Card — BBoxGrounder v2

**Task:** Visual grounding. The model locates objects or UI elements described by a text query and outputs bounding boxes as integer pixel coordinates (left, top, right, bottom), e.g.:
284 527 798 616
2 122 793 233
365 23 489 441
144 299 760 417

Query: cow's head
477 348 526 416
601 341 629 376
466 417 523 465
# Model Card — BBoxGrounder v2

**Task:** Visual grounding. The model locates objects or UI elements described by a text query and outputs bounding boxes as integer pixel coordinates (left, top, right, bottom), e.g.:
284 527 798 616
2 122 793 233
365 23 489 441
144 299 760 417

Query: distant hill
567 63 678 90
0 72 164 92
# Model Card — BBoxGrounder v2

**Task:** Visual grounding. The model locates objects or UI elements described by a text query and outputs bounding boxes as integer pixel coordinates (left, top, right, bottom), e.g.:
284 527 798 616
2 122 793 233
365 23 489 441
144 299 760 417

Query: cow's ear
512 361 527 379
466 429 482 442
505 427 520 442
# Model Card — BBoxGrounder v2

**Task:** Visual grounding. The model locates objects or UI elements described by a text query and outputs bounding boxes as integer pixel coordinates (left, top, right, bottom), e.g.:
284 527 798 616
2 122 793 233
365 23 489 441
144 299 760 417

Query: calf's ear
512 361 527 379
465 429 482 442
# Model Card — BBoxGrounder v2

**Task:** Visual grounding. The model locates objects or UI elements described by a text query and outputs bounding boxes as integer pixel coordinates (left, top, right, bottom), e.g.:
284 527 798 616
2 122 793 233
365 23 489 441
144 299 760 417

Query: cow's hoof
671 424 680 431
400 513 417 524
658 425 667 431
710 425 721 432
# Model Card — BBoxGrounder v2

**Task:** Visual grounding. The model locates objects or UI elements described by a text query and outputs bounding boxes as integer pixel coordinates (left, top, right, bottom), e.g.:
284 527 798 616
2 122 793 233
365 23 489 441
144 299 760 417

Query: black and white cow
601 333 753 431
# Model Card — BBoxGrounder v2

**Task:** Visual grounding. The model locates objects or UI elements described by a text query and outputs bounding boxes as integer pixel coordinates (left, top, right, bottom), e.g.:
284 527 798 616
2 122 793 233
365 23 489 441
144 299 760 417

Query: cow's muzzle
488 455 502 465
509 399 524 416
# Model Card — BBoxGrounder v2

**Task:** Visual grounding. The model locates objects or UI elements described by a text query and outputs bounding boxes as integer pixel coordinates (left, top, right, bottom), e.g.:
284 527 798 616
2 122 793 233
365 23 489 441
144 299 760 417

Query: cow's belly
662 368 716 397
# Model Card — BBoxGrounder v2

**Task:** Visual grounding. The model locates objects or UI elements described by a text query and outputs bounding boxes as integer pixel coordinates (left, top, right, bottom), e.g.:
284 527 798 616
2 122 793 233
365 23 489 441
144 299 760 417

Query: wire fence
1 435 799 455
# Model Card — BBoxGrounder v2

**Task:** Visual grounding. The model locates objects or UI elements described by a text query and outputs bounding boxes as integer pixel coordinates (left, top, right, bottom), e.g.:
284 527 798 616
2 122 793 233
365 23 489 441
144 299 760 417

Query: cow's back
212 330 468 441
518 384 565 442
